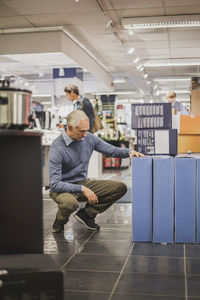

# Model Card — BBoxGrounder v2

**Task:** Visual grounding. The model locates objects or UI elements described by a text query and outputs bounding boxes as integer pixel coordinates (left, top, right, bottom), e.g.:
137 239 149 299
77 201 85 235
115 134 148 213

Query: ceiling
0 0 200 104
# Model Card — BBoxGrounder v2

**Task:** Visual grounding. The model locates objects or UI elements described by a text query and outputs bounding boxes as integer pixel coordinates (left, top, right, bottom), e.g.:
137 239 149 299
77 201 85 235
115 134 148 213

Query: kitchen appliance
0 79 31 129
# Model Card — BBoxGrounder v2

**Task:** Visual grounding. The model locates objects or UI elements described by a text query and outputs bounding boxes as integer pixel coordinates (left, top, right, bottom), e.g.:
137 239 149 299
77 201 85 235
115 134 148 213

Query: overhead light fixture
122 14 200 30
113 78 126 83
153 77 191 82
144 74 148 78
128 30 134 36
144 61 200 67
128 47 135 55
134 57 140 64
157 90 191 95
136 64 143 70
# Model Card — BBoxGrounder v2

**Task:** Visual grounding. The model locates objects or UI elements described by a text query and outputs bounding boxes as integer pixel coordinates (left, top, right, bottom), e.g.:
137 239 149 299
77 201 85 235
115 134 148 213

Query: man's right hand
82 186 98 204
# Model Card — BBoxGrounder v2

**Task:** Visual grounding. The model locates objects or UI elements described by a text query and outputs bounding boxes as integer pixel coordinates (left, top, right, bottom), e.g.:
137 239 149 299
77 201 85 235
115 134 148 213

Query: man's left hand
129 150 145 158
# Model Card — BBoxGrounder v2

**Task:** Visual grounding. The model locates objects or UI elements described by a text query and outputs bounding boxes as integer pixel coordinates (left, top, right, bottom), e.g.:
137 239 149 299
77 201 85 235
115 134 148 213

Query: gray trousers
49 179 127 224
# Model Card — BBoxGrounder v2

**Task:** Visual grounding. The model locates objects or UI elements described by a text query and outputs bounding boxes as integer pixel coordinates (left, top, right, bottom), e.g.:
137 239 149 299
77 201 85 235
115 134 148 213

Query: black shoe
52 219 64 233
74 209 100 231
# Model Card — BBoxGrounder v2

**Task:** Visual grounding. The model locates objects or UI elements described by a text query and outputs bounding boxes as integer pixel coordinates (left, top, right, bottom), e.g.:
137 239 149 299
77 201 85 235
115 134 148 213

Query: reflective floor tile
115 273 185 296
64 270 119 292
78 240 133 256
49 253 73 268
124 256 184 274
186 258 200 274
64 291 110 300
185 245 200 258
187 275 200 296
112 294 185 300
63 253 127 272
131 243 184 257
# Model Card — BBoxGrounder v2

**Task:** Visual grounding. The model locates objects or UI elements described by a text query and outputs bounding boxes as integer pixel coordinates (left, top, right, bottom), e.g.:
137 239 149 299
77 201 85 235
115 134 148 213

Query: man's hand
82 186 98 204
129 150 145 158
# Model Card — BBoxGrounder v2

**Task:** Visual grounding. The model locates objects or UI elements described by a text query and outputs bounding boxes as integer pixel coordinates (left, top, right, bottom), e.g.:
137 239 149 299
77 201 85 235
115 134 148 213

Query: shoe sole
74 214 99 231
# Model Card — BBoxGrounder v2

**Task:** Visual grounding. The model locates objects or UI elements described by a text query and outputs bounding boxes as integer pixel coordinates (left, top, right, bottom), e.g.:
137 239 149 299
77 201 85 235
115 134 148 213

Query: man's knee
117 181 127 196
57 194 79 212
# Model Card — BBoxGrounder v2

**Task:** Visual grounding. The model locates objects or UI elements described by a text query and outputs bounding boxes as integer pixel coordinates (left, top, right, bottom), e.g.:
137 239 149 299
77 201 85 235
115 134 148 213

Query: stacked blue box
153 156 175 243
132 157 152 242
197 158 200 243
175 157 196 243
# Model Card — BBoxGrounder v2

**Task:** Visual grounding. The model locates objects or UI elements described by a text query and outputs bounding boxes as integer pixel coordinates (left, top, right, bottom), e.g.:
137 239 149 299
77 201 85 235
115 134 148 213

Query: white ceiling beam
0 28 113 90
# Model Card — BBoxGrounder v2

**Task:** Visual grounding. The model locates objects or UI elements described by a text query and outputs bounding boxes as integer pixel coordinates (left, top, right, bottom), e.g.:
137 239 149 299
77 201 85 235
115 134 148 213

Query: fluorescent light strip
122 15 200 30
153 77 191 82
144 62 200 67
157 90 191 94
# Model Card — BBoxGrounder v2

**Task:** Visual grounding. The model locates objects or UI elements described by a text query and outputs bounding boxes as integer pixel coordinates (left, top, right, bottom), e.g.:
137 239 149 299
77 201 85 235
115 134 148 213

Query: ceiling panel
0 16 33 28
2 0 64 14
26 13 74 27
105 0 163 9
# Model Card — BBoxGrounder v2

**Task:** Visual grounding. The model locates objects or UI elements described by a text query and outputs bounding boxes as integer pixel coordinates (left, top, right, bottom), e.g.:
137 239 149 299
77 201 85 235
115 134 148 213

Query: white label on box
155 130 169 154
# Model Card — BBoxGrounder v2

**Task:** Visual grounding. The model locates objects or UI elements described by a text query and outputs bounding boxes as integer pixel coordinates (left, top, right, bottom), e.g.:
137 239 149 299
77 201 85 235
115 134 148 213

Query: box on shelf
131 103 172 129
137 129 177 155
178 134 200 153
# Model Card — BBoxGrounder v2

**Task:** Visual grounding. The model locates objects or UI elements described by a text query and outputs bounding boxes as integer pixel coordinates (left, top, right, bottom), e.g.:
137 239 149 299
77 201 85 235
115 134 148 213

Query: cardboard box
153 156 174 243
132 157 152 242
137 129 177 155
131 103 172 129
178 134 200 153
180 115 200 135
175 157 196 243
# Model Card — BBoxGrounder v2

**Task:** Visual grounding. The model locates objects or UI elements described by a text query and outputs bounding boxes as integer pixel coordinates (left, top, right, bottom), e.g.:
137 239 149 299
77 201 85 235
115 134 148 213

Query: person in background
49 110 145 233
167 90 189 115
64 84 95 132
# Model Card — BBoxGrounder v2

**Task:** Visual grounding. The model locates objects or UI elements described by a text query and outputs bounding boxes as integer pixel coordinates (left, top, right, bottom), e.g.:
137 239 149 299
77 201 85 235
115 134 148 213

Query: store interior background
1 1 200 299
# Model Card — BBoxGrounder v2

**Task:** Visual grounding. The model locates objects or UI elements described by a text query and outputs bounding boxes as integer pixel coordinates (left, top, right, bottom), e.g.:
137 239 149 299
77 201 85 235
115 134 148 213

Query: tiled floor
43 167 200 300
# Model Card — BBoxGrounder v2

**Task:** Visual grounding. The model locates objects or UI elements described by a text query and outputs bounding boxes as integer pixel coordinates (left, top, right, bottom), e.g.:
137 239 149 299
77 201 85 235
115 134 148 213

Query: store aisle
43 167 200 300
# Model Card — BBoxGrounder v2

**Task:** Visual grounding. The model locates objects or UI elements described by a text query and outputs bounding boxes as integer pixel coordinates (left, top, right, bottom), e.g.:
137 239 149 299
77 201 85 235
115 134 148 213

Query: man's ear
67 124 73 132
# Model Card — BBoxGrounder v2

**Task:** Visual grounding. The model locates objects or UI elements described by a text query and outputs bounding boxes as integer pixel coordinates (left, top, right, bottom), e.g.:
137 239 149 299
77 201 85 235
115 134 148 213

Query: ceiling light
144 74 148 78
153 77 191 82
136 64 143 70
128 47 135 55
134 57 140 64
144 62 200 67
113 78 126 83
157 90 191 95
122 14 200 30
146 81 151 85
128 30 134 36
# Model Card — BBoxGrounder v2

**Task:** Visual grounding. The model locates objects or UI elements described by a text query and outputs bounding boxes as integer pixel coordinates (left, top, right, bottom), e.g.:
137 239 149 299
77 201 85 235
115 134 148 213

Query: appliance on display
0 79 31 129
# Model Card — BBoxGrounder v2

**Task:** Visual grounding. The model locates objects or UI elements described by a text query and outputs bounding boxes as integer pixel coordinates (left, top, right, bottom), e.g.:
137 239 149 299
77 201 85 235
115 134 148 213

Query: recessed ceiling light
133 57 140 64
128 47 135 55
113 78 126 83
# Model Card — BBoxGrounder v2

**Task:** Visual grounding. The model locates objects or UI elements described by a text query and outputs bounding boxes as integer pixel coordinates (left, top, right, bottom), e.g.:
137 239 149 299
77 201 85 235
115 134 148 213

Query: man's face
65 91 76 102
167 96 176 104
68 120 90 141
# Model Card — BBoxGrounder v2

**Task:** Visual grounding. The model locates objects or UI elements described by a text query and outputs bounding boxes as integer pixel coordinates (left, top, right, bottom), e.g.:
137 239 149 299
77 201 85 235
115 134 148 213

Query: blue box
153 156 175 243
132 157 152 242
197 158 200 243
175 157 196 243
131 103 172 129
